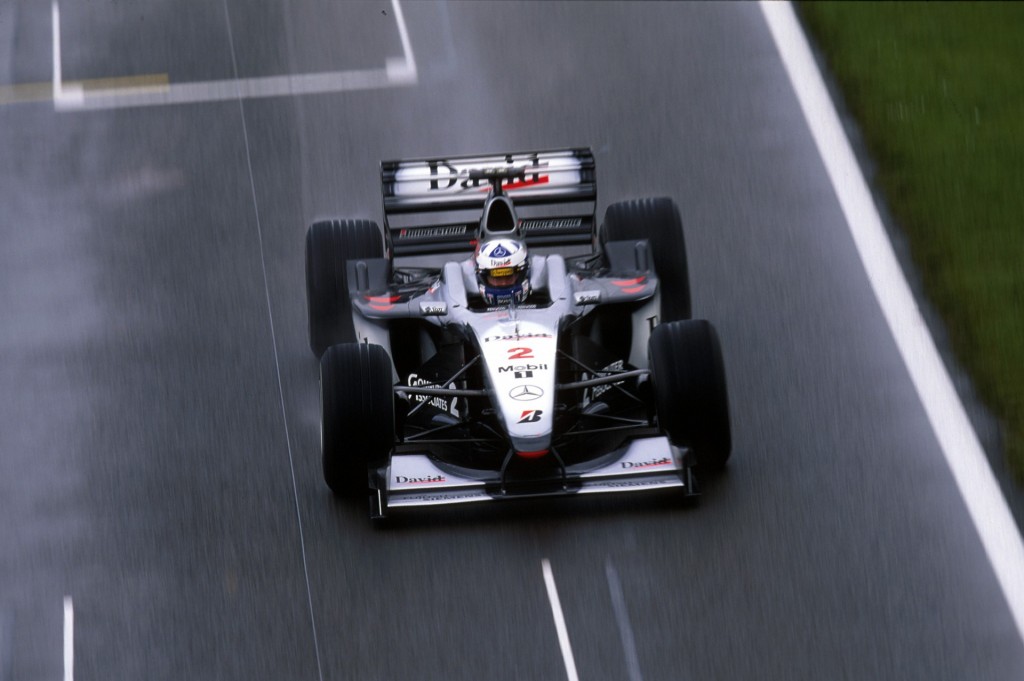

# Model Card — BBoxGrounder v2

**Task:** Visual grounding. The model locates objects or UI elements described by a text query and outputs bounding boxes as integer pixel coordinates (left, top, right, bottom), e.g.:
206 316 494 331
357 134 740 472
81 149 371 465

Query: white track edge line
760 1 1024 643
542 559 580 681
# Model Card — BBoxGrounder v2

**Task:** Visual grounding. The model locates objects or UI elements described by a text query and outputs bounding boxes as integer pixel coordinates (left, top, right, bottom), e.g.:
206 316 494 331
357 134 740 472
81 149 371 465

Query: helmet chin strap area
479 274 530 306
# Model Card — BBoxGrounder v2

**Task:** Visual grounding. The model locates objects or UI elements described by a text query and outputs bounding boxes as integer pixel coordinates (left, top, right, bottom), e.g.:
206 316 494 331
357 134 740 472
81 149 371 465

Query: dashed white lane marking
63 596 73 681
51 0 417 111
605 560 643 681
542 559 580 681
760 1 1024 643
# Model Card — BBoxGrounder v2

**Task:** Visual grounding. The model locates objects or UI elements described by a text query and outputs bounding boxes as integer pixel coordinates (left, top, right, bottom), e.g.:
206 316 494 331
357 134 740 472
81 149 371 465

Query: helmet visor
485 265 527 289
486 266 519 287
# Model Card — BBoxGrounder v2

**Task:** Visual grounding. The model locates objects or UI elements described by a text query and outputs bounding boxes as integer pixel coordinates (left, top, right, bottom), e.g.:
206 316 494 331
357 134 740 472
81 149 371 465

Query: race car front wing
370 436 696 518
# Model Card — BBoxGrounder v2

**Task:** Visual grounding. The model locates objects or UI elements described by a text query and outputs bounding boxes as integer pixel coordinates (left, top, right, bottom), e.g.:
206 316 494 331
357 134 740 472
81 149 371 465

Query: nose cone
478 320 556 451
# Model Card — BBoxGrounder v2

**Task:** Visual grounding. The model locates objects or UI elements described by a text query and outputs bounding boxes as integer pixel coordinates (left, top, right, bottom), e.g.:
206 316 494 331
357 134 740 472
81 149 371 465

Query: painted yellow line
80 73 169 92
0 82 51 104
0 73 169 105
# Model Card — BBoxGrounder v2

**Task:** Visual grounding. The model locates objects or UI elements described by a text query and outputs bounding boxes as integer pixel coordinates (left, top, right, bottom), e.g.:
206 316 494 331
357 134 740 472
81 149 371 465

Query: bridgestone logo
398 225 468 239
521 218 583 231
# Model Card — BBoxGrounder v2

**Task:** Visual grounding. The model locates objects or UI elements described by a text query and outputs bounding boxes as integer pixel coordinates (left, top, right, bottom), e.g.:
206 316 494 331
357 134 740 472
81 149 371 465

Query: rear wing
381 148 596 259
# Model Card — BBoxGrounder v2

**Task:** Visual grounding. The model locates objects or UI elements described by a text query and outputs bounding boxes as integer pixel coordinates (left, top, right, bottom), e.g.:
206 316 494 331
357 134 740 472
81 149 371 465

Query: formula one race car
306 149 731 518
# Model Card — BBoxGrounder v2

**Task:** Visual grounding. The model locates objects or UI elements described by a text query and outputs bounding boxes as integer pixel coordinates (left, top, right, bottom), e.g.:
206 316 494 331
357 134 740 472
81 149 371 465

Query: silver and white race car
305 149 730 518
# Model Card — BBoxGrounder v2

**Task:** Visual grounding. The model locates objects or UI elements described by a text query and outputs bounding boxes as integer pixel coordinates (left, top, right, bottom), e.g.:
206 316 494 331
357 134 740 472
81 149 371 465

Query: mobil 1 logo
498 363 547 380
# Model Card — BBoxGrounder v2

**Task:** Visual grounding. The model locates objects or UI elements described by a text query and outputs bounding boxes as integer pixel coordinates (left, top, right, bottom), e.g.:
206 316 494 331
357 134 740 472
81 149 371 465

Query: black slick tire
648 319 731 470
305 219 383 358
320 343 395 495
601 197 692 322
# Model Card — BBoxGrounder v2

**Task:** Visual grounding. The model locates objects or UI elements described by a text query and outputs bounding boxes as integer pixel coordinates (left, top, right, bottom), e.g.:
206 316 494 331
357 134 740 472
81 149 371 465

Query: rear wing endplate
381 148 596 259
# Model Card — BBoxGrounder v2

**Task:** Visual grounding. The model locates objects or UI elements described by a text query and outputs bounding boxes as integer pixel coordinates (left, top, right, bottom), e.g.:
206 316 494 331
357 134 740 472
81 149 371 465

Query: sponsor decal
399 493 479 503
592 360 624 401
483 333 552 343
397 224 468 239
486 304 539 312
517 409 544 423
497 364 548 374
620 456 672 470
414 155 551 193
392 153 589 200
521 217 583 231
493 175 550 192
582 360 625 407
406 373 460 416
509 385 544 402
426 161 460 190
487 243 513 258
507 347 533 360
489 266 515 277
595 479 674 489
574 290 601 305
419 302 448 316
515 371 533 379
395 474 447 484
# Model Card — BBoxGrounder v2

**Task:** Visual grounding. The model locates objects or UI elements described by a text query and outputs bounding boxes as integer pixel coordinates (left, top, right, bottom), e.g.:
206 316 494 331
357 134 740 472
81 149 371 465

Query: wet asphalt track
1 1 1022 679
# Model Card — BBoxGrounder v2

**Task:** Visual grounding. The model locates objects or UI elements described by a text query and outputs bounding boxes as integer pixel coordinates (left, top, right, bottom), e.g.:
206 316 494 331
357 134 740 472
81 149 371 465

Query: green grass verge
798 2 1024 478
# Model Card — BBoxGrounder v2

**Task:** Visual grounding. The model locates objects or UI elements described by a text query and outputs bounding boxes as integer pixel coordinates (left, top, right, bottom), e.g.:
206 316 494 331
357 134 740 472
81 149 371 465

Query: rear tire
648 320 731 470
320 343 395 495
305 219 383 358
601 197 691 322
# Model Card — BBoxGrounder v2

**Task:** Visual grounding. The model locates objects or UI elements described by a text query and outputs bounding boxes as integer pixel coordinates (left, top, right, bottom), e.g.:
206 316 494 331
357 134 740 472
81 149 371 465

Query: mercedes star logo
509 385 544 401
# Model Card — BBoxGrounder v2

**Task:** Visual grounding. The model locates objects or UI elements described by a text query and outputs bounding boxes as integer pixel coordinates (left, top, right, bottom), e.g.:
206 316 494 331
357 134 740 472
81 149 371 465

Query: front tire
305 219 384 358
601 197 692 322
648 320 731 470
320 343 395 495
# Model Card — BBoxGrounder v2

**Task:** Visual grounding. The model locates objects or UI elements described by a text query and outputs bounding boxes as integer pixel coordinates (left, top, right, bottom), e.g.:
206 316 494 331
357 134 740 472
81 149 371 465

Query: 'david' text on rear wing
381 148 596 259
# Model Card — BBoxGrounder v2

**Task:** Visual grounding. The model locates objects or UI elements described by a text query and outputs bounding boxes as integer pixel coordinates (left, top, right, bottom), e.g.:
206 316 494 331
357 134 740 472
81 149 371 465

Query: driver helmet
475 238 530 305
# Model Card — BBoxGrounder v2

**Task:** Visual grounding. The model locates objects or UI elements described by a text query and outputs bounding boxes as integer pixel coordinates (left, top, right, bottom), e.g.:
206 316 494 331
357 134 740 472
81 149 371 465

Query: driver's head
475 238 530 305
